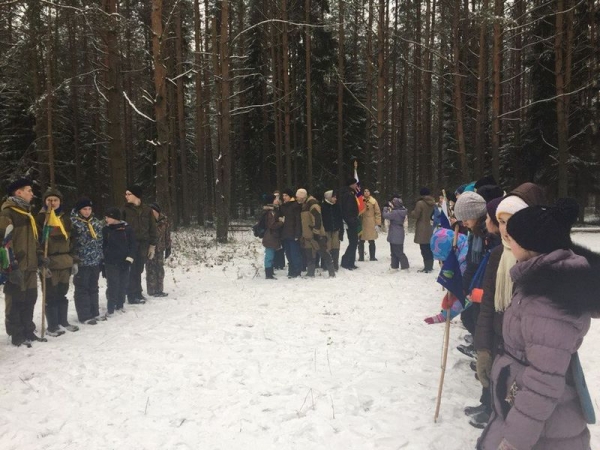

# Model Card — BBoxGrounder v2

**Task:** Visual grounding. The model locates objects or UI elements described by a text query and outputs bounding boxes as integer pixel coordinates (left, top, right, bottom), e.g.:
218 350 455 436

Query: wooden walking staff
434 222 461 422
40 212 50 339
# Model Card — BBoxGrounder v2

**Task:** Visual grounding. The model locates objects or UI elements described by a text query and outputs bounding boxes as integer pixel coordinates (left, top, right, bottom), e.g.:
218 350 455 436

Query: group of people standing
0 178 171 347
421 177 599 450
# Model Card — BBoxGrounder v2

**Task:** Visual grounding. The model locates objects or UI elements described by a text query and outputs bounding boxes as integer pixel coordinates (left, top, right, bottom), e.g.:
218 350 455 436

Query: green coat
122 202 158 245
0 199 41 273
36 209 74 270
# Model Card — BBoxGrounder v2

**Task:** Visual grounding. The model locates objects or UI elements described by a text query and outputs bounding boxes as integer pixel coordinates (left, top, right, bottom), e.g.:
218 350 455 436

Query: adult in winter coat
358 189 382 261
36 187 78 336
261 194 284 279
321 190 343 271
279 189 302 278
478 199 599 450
411 187 436 272
121 185 157 304
296 189 335 278
0 178 43 346
70 197 104 325
146 202 171 297
382 197 409 270
102 208 137 314
340 178 360 270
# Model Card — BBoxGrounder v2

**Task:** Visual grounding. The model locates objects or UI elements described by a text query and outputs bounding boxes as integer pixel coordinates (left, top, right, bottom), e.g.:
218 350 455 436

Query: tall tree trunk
151 0 171 216
365 0 374 185
452 0 468 178
491 0 503 182
282 0 292 186
46 6 55 187
474 0 488 179
305 0 313 192
203 0 214 222
412 0 422 191
194 0 206 225
375 0 386 192
68 5 82 192
176 6 189 225
337 0 345 187
421 0 435 188
555 0 568 197
270 21 283 189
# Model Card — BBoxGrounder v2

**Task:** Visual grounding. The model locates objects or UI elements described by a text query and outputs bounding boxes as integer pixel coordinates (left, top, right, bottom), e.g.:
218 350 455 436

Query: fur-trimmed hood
510 245 600 316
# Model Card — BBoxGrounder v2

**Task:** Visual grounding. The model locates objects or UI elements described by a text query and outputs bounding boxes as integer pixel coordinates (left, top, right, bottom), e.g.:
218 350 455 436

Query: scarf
8 196 38 240
76 216 98 239
494 238 517 312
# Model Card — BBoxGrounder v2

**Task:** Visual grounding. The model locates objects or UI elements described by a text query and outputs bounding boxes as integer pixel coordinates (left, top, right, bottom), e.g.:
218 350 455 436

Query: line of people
422 177 599 449
0 179 171 347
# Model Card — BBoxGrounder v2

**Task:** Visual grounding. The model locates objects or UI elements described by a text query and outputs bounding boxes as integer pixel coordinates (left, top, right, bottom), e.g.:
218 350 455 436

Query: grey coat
382 206 407 245
478 248 600 450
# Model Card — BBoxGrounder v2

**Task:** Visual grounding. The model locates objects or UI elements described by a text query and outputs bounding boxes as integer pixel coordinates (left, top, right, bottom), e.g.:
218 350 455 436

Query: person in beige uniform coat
358 189 381 261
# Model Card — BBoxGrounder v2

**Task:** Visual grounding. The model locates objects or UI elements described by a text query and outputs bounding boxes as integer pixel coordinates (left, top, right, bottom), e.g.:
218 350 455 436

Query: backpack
252 212 267 238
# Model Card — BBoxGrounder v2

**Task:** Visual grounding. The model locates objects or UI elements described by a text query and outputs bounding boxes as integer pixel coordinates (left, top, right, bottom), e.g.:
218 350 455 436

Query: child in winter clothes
478 198 599 450
261 194 283 279
382 197 409 270
71 198 104 325
102 208 137 314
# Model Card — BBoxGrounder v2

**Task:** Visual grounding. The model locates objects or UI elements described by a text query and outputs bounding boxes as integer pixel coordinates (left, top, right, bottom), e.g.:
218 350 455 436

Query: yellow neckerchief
76 216 98 239
9 207 39 240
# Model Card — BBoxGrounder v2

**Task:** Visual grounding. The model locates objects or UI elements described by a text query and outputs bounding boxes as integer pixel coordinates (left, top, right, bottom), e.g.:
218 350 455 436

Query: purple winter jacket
478 248 600 450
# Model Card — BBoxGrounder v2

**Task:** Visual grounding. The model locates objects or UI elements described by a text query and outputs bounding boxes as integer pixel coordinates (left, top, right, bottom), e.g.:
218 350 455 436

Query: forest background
0 0 598 241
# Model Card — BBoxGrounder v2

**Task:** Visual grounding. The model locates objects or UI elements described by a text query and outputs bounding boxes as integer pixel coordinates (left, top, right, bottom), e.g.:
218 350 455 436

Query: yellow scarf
9 207 39 240
77 217 98 239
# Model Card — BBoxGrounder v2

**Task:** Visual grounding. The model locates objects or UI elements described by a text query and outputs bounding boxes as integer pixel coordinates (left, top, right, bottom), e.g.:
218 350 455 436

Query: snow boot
464 403 487 416
11 334 30 348
59 298 79 332
369 242 377 261
26 332 47 343
468 410 490 429
457 344 476 358
331 249 340 271
265 267 276 279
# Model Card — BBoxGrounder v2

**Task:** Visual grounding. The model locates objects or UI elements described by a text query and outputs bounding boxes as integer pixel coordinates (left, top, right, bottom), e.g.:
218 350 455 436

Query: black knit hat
507 198 579 254
474 175 497 191
149 202 161 214
7 178 33 196
420 187 431 196
264 194 276 204
346 177 358 186
105 207 121 221
127 185 143 199
477 185 504 202
486 196 504 227
282 188 294 197
75 197 93 211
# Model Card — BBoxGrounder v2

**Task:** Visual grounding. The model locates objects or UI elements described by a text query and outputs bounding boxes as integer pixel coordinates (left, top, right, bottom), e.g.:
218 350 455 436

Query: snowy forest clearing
0 230 598 450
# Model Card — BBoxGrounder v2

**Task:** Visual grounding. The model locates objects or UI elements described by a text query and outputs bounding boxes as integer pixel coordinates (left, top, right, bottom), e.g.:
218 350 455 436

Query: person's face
508 235 539 262
463 218 478 230
15 186 34 204
125 191 138 203
273 197 280 206
485 214 499 234
439 196 444 204
364 189 370 198
497 212 512 242
282 193 291 203
330 195 337 204
296 195 306 204
80 206 92 218
45 196 61 211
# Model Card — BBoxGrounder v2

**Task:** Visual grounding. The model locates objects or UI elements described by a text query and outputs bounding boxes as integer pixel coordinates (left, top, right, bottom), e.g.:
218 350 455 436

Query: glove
476 349 492 389
165 247 171 259
278 216 285 223
8 269 24 288
338 229 344 242
39 256 50 269
375 225 382 233
147 245 156 260
71 263 79 276
125 257 134 265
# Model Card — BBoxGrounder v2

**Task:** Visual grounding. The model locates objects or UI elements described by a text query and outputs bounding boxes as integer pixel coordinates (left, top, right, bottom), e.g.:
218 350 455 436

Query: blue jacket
70 210 104 267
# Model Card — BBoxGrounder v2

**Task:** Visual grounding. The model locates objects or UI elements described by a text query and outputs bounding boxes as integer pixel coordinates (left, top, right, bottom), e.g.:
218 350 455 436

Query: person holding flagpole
36 187 78 336
0 178 46 347
340 177 361 270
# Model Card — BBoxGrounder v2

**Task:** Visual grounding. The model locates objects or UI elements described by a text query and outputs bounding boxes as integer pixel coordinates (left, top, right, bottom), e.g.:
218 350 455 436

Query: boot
46 302 60 333
59 298 79 332
425 259 434 271
357 241 365 261
468 410 490 429
331 249 340 271
369 241 377 261
265 267 276 279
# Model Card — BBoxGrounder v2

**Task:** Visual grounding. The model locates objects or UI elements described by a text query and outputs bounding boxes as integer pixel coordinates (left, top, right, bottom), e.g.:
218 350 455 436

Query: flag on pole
439 199 452 229
353 166 366 215
436 250 466 305
43 208 68 243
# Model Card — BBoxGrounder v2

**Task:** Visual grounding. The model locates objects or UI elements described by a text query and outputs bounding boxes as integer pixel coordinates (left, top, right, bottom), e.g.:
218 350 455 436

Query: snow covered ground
0 229 598 450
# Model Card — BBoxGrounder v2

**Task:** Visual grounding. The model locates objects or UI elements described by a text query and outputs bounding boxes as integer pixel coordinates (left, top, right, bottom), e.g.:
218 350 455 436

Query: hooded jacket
478 247 600 450
411 195 436 244
70 210 104 267
36 208 75 270
382 205 407 245
0 199 40 272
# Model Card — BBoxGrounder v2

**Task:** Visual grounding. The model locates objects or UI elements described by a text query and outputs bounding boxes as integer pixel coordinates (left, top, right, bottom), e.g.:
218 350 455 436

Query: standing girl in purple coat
478 198 599 450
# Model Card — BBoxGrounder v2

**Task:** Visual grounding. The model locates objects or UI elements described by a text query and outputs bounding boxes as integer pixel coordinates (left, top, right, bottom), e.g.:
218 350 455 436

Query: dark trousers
304 237 334 276
4 271 37 339
358 240 376 260
390 244 409 269
106 263 130 312
282 238 302 277
274 248 286 269
73 265 100 322
128 242 148 299
419 243 434 270
341 225 358 268
461 302 480 335
146 255 165 295
45 274 71 331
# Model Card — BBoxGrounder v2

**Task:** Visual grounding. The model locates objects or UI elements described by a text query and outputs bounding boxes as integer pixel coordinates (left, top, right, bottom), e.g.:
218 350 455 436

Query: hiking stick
41 214 49 338
434 224 461 422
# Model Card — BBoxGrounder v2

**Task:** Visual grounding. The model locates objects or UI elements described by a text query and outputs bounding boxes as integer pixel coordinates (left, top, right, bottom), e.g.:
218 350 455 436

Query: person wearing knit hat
346 177 358 188
411 187 436 272
0 177 42 346
321 190 343 271
477 198 599 450
36 186 78 336
279 188 303 277
71 197 104 325
486 196 504 228
382 196 409 271
476 185 504 203
295 189 308 200
103 206 136 315
453 191 487 225
122 187 157 304
146 201 172 296
340 178 360 270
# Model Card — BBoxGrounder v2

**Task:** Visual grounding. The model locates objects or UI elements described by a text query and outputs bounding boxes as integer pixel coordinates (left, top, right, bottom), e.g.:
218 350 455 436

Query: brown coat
411 195 436 244
122 202 158 245
0 199 40 273
474 244 504 354
36 209 74 270
359 196 381 241
300 197 325 249
261 206 283 249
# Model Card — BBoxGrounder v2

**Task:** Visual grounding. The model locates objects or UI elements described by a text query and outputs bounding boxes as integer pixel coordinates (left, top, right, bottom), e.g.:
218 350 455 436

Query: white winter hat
496 196 528 219
296 188 308 199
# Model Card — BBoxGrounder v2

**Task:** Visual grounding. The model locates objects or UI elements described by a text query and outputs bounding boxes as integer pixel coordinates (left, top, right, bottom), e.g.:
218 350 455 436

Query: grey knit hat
454 191 487 221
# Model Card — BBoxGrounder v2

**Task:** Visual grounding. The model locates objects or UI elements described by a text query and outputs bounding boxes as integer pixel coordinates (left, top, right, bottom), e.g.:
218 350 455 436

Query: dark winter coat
121 202 157 245
70 210 104 267
509 182 547 207
478 247 600 450
261 206 283 249
279 200 302 240
382 206 407 245
411 195 436 244
339 187 359 228
155 214 172 254
321 200 343 232
462 217 501 293
473 244 504 354
102 222 137 265
36 208 75 270
0 198 41 273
